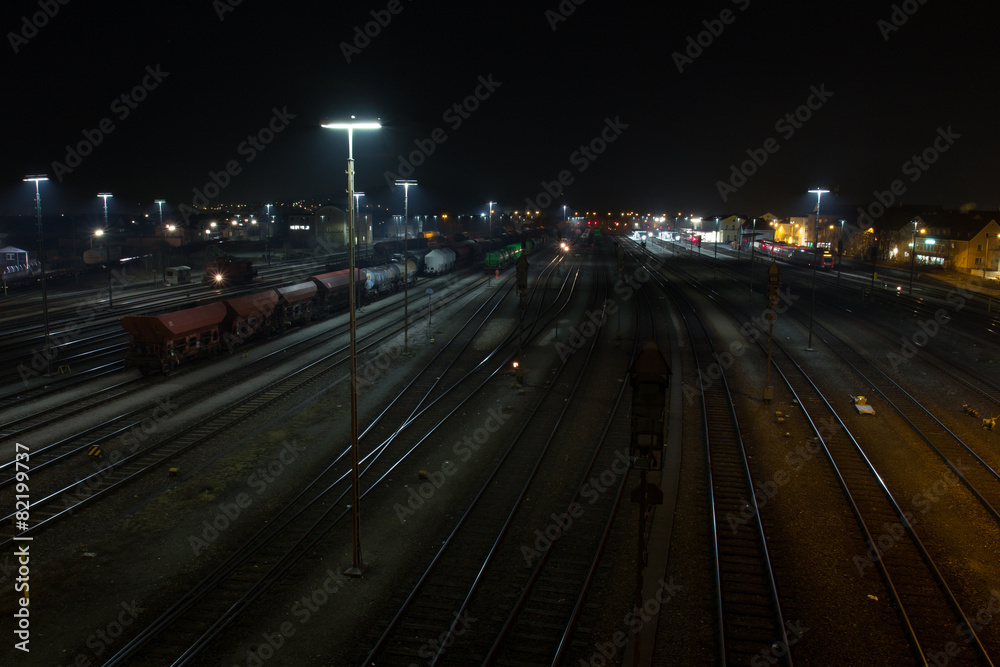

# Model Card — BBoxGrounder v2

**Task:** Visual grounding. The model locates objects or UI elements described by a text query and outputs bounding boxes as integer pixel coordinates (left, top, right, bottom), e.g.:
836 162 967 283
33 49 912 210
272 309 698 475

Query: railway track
769 351 994 666
0 272 499 544
663 272 793 666
98 251 574 665
650 244 999 664
362 262 617 666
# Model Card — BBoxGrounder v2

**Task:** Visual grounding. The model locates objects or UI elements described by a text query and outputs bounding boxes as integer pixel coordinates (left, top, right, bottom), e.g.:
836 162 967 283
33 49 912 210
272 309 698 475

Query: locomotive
203 256 257 286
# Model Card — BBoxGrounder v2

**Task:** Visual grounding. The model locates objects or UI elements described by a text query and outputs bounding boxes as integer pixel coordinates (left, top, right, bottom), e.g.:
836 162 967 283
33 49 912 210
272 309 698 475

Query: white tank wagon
424 248 456 275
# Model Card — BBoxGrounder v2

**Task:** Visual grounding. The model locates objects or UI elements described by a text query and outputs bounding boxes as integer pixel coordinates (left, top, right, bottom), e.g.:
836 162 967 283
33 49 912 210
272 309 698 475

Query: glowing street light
24 175 52 375
806 189 829 350
909 220 926 294
321 116 380 577
487 200 496 249
395 179 417 354
98 193 113 308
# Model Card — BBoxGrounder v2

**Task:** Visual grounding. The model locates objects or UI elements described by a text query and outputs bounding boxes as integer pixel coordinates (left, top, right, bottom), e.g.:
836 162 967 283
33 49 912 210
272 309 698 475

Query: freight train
123 263 409 375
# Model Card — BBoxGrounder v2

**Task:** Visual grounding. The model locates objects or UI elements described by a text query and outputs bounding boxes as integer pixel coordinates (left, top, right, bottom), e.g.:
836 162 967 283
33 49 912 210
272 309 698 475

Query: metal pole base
345 563 368 578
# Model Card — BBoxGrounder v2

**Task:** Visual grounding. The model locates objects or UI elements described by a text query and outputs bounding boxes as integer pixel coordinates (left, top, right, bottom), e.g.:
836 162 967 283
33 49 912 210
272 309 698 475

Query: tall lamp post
25 175 52 376
265 203 272 266
909 220 925 294
487 200 496 248
395 179 417 353
98 193 113 308
806 189 828 351
714 216 720 261
321 117 381 577
837 219 845 283
155 199 166 283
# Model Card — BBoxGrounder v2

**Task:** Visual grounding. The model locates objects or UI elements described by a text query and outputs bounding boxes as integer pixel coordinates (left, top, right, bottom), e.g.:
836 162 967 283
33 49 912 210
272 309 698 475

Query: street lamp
395 179 417 353
808 189 829 248
562 204 567 222
264 203 273 266
155 200 166 282
98 193 113 308
24 175 52 376
714 216 720 262
909 220 925 294
321 116 381 577
806 189 829 351
487 201 496 249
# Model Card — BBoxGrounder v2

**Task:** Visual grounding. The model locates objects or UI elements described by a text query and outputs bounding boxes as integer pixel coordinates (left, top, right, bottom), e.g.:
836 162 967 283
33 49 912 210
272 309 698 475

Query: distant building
899 211 1000 276
287 205 373 250
1 245 39 284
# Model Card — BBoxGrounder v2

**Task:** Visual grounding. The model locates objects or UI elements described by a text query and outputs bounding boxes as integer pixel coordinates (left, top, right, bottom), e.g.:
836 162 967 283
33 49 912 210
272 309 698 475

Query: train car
424 248 456 275
222 291 280 344
310 269 364 312
164 266 192 286
787 249 833 269
275 281 317 327
364 263 402 296
122 302 228 374
204 256 257 286
483 248 511 271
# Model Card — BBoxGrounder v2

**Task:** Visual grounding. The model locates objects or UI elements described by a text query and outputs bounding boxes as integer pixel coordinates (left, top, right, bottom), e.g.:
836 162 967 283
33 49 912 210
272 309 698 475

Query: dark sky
3 0 998 221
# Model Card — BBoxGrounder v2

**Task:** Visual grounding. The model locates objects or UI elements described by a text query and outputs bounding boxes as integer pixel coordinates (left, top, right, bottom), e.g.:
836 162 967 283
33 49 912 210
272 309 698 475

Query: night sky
3 0 998 221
